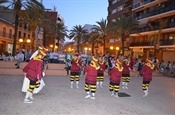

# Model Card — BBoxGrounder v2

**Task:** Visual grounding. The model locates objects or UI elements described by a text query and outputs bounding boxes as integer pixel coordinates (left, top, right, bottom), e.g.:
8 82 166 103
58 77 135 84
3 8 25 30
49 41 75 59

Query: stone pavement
0 72 175 115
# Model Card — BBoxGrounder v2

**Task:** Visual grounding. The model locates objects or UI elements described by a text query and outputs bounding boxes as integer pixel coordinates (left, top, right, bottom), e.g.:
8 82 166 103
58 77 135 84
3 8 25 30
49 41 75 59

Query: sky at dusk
42 0 108 30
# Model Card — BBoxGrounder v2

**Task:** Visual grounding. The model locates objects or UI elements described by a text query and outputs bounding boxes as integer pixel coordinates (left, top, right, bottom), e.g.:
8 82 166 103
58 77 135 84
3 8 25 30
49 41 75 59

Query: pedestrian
121 58 133 89
65 59 71 76
84 56 100 99
140 59 154 97
22 47 47 103
96 55 106 88
70 53 82 89
108 59 123 97
15 50 24 68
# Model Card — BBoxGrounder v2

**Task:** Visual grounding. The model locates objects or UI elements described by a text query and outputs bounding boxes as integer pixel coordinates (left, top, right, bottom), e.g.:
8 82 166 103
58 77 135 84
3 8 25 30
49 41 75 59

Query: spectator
59 53 65 64
152 57 159 71
15 50 24 68
159 60 166 75
25 50 32 62
171 61 175 76
52 51 59 63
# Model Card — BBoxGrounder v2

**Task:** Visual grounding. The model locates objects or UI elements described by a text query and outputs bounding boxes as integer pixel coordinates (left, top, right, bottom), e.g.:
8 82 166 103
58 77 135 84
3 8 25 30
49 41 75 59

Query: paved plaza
0 72 175 115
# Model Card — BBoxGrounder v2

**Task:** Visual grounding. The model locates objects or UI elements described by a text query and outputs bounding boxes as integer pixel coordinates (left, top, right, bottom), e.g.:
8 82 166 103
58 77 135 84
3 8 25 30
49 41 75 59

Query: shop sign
163 48 175 51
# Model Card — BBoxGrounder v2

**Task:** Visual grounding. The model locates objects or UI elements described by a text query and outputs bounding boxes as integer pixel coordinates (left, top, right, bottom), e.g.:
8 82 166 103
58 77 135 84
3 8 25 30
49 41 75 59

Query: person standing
140 59 154 97
96 55 106 88
70 53 82 89
15 50 24 68
22 47 47 103
121 58 133 89
84 56 100 99
108 59 123 97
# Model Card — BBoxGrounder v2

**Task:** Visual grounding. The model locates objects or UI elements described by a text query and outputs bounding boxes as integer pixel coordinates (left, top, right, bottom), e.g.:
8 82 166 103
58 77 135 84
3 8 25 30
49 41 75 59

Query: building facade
107 0 175 62
0 18 33 55
107 0 132 56
130 0 175 62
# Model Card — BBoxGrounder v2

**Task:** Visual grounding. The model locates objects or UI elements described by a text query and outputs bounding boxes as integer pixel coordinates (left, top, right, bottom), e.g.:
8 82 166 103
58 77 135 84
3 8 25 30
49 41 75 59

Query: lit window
112 9 117 14
112 0 118 4
117 5 123 11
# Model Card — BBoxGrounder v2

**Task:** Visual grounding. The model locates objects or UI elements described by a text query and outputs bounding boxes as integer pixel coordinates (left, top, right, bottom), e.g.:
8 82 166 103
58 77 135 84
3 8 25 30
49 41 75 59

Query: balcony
0 31 13 39
131 21 175 34
130 39 175 47
132 0 155 9
133 3 175 20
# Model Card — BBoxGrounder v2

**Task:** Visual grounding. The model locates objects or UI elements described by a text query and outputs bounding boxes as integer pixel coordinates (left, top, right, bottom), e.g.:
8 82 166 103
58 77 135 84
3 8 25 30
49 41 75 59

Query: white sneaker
114 94 119 97
100 85 103 88
85 95 91 99
90 96 95 100
29 96 34 100
143 91 148 97
125 85 128 89
111 92 114 96
122 85 125 89
70 84 73 89
23 99 33 104
76 84 79 89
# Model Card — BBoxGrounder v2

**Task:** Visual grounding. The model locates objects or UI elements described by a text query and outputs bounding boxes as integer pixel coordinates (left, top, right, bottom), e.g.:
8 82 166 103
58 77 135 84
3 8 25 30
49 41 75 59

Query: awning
0 40 3 44
139 18 149 26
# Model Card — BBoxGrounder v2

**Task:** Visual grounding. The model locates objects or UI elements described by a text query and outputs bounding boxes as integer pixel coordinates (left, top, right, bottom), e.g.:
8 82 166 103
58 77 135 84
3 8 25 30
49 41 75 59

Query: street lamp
110 46 114 50
50 44 53 48
19 38 23 42
84 47 88 51
116 47 119 50
26 39 31 43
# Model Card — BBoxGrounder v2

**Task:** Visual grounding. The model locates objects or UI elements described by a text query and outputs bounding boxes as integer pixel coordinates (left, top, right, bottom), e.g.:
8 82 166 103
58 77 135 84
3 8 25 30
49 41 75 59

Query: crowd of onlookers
0 50 175 77
134 56 175 77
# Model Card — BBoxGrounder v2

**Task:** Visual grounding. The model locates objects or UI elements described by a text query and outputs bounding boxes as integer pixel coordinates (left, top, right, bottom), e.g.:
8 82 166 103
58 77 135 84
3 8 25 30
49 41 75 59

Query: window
117 5 123 11
112 9 117 14
9 29 12 38
18 31 21 38
112 0 118 4
3 27 6 37
169 34 175 40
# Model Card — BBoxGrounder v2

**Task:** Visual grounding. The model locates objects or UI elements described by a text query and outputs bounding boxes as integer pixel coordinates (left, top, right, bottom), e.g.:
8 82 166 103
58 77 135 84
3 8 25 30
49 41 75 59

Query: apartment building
130 0 175 62
107 0 132 55
0 6 64 54
0 6 33 54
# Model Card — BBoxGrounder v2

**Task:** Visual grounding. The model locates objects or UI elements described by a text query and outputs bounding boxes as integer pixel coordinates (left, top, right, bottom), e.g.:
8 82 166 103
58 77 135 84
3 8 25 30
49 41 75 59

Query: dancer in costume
22 47 47 103
140 59 154 97
108 59 123 97
70 53 82 89
121 58 133 89
96 55 106 88
84 56 100 99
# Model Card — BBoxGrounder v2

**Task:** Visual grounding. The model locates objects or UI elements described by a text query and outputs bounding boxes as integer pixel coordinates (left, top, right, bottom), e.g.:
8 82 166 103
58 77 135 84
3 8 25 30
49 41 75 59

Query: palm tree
54 23 68 49
148 19 168 57
92 19 110 55
111 15 138 56
69 25 88 53
0 0 44 56
81 31 98 54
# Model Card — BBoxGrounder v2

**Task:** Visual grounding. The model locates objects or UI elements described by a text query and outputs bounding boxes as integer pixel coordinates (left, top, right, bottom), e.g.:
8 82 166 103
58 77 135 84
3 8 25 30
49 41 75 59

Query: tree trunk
92 42 94 54
121 33 125 56
43 27 46 47
77 39 80 53
103 38 106 55
12 13 19 56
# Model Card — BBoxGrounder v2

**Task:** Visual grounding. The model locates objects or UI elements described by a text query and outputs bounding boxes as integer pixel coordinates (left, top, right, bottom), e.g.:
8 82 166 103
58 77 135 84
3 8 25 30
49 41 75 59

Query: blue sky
42 0 108 30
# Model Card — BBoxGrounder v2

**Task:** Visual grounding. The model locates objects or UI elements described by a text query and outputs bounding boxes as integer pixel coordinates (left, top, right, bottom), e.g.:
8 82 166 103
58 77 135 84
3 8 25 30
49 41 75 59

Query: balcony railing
133 3 175 20
131 21 175 34
130 39 175 47
132 0 155 9
0 31 13 39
